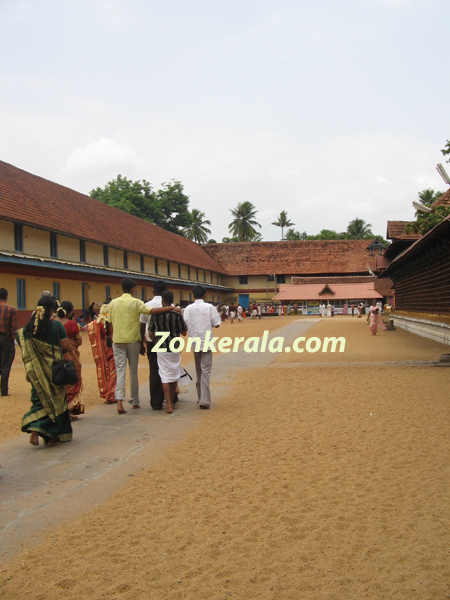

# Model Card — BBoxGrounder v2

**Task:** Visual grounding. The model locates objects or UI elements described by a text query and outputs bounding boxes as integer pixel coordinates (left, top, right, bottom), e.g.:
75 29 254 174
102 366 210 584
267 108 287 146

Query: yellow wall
129 253 141 272
0 220 14 252
58 234 80 262
23 226 50 258
85 242 104 266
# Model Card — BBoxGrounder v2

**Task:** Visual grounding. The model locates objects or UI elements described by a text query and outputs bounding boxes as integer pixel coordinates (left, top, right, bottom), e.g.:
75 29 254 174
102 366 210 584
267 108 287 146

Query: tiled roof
431 188 450 208
386 221 420 240
273 282 382 301
0 161 226 273
203 240 381 276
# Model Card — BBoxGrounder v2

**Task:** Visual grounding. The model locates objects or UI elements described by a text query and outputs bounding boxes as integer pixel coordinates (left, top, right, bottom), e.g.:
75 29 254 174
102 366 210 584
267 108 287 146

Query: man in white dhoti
149 290 187 414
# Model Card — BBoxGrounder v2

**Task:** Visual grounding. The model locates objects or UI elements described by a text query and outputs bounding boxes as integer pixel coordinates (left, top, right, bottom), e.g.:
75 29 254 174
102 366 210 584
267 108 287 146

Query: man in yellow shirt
108 278 178 414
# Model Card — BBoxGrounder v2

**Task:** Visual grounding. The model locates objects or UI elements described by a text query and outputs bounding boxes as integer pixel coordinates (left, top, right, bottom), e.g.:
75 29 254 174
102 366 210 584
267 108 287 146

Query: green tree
441 139 450 162
90 176 193 235
182 208 211 244
154 180 193 234
285 228 307 241
90 175 161 222
306 229 345 240
272 210 294 240
228 201 261 241
346 218 373 239
405 188 449 235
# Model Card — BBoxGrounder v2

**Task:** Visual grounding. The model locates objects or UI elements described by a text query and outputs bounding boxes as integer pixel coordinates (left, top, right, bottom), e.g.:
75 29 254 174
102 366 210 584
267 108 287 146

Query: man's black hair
153 281 167 296
162 290 174 305
0 288 8 300
121 278 137 293
193 285 206 299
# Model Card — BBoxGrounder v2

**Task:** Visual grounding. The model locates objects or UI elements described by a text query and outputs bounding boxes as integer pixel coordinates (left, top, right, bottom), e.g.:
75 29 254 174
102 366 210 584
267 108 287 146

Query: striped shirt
0 303 17 340
149 310 187 353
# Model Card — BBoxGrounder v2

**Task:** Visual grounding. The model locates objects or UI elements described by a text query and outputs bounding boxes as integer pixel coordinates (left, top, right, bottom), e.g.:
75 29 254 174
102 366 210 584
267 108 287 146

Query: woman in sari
55 301 85 418
17 296 72 446
368 302 386 336
87 302 117 404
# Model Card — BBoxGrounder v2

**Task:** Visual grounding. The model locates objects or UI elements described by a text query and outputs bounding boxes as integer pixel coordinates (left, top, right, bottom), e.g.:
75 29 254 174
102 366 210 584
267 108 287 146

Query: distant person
77 315 87 331
0 288 17 397
149 290 187 414
88 302 96 322
351 303 355 317
183 285 221 409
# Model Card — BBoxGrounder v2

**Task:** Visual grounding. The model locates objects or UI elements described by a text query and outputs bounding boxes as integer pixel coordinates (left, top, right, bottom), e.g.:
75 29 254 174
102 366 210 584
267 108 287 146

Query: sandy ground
0 315 290 445
1 316 450 600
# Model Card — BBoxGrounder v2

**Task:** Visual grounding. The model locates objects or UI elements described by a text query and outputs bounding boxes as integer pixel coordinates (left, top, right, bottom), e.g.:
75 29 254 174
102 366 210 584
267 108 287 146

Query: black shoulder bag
51 322 79 386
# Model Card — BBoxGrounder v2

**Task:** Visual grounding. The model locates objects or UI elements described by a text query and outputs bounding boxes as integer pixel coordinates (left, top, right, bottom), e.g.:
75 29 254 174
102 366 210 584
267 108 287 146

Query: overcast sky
1 0 449 242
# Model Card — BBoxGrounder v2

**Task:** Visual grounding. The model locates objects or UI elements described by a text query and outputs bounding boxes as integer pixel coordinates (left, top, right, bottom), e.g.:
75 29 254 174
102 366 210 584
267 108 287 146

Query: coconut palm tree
228 201 261 242
182 209 211 244
272 210 294 240
346 218 373 239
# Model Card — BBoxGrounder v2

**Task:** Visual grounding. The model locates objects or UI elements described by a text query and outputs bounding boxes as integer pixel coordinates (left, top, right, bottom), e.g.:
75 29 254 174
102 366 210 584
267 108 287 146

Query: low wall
392 314 450 346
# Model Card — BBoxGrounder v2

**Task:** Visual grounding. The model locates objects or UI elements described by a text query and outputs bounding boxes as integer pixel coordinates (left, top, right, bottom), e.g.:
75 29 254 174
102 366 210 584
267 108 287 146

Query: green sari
17 321 72 443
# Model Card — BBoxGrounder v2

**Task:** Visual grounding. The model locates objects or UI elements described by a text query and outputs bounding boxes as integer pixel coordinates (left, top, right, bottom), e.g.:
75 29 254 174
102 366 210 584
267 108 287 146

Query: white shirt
183 299 221 345
139 296 162 341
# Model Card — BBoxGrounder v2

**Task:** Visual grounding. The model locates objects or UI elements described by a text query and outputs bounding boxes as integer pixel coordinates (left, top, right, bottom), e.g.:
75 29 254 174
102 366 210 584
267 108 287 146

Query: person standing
148 290 187 414
88 302 96 323
139 280 170 411
0 288 17 397
107 278 176 414
183 285 221 409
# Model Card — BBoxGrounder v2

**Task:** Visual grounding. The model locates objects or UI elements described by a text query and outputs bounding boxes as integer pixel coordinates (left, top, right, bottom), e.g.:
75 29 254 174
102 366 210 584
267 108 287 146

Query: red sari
63 320 85 415
88 319 116 403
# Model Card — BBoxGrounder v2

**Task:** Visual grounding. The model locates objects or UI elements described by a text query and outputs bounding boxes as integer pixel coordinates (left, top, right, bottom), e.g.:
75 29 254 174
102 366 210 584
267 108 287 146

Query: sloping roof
0 161 226 273
381 215 450 278
431 188 450 208
273 282 382 301
386 220 421 241
203 240 380 276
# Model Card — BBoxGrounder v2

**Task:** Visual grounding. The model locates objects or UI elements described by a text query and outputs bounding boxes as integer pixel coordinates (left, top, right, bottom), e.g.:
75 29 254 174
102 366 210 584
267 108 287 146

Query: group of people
12 278 221 447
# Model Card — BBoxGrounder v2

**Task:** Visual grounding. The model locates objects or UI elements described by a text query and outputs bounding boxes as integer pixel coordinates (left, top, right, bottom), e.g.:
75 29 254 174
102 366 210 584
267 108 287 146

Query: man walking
0 288 17 397
183 285 221 409
107 278 176 414
149 290 187 414
139 280 168 410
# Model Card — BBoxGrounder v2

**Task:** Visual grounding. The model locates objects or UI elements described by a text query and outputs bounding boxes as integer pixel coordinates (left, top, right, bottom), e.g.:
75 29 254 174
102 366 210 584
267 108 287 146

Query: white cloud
63 138 136 178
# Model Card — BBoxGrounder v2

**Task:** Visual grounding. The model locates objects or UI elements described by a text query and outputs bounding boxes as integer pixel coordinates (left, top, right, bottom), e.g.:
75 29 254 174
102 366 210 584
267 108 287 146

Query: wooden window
239 276 248 285
52 282 60 301
16 279 26 309
80 240 86 262
123 251 128 269
14 223 23 252
140 255 144 272
103 245 109 266
50 232 58 258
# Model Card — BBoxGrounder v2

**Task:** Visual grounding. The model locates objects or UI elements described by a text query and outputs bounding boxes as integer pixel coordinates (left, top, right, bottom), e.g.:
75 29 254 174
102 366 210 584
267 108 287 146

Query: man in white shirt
183 285 221 409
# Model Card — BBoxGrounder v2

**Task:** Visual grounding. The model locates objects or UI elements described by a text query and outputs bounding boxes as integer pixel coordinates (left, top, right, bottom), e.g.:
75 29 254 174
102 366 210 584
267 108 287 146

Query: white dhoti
156 352 183 384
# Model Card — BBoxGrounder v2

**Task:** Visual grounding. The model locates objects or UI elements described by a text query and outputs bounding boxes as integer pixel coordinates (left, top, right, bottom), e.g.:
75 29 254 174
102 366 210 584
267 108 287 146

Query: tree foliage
228 201 261 241
182 209 211 244
346 218 373 239
90 176 193 235
405 188 449 235
284 228 307 241
272 210 294 240
441 139 450 162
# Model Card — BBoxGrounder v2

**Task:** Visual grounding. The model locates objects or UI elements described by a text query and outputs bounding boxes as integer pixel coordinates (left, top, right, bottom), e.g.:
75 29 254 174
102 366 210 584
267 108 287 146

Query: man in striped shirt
0 288 17 397
149 290 187 414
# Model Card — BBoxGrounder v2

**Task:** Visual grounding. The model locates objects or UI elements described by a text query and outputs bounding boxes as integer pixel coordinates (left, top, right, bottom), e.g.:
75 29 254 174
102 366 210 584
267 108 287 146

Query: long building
1 161 392 324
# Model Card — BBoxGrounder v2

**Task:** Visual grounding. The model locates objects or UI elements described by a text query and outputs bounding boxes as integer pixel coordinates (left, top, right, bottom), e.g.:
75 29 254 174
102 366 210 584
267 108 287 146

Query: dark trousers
0 333 15 396
146 341 178 409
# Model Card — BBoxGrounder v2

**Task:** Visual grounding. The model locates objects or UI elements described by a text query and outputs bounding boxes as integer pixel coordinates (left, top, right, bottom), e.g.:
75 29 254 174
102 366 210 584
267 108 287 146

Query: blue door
238 294 249 309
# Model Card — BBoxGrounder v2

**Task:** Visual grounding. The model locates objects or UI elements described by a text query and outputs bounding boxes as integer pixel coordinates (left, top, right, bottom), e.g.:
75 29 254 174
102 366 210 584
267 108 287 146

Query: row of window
14 279 220 310
238 275 286 285
13 224 219 284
